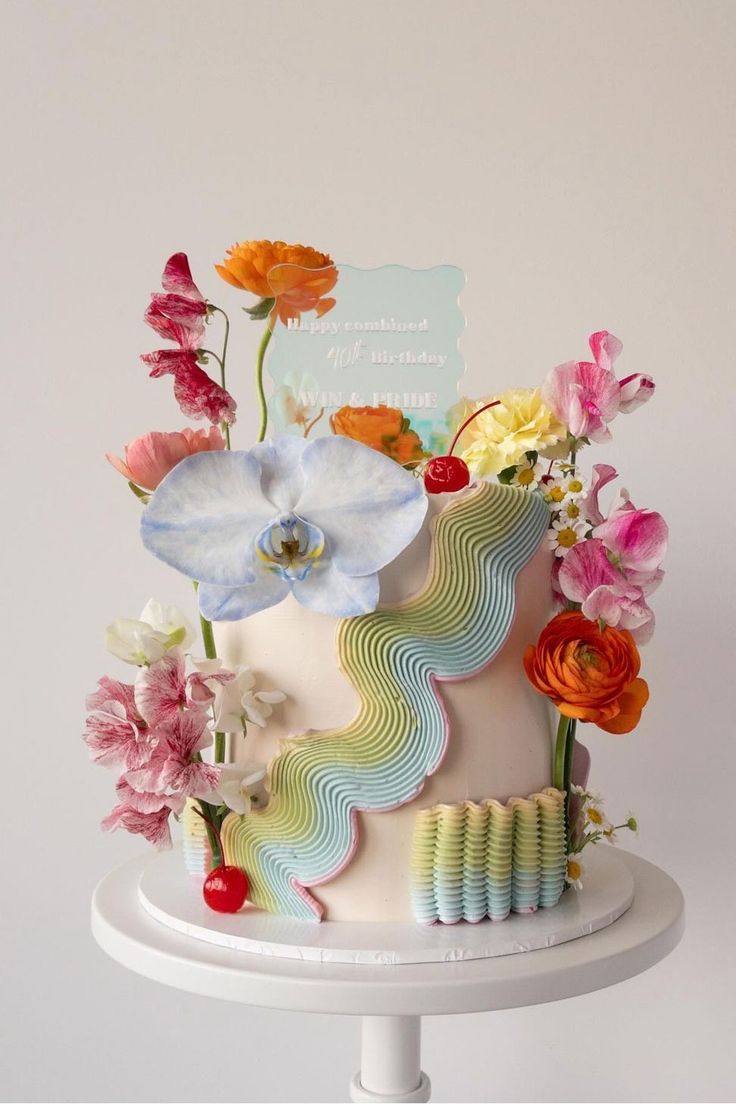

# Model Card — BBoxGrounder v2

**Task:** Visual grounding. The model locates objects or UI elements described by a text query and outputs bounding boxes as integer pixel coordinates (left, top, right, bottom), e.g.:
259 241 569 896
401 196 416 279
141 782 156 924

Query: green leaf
127 481 150 503
497 465 517 485
243 296 275 320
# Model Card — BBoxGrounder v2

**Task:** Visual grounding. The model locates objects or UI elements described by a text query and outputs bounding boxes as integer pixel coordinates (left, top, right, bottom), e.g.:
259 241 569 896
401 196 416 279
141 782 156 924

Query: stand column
350 1015 431 1103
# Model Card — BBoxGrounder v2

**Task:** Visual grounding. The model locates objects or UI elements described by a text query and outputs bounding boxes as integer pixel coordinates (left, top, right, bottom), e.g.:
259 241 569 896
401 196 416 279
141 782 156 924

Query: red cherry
424 455 471 494
423 399 502 495
203 864 249 913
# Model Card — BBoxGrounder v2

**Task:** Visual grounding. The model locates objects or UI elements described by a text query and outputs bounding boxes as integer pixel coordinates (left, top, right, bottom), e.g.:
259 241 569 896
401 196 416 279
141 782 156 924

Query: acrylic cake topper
266 263 466 449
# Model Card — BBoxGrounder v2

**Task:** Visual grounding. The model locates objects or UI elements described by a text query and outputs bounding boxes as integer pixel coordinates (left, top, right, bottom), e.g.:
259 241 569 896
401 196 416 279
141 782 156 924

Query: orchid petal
294 437 427 576
198 569 289 622
252 436 307 512
141 451 274 587
292 560 380 617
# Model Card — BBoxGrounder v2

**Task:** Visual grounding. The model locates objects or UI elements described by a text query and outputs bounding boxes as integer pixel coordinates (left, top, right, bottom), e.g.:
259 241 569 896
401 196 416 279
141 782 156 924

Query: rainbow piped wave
222 481 549 919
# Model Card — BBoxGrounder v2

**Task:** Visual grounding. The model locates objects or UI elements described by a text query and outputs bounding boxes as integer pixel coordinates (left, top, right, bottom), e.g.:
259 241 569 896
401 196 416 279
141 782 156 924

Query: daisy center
556 527 578 548
517 468 535 486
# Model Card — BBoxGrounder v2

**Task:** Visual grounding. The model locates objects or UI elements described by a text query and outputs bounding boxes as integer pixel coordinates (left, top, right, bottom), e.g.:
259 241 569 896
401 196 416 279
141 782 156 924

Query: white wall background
2 1 735 1101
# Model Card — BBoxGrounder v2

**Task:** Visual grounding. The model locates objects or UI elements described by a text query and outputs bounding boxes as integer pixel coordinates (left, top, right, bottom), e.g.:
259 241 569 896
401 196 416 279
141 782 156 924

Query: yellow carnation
449 388 567 477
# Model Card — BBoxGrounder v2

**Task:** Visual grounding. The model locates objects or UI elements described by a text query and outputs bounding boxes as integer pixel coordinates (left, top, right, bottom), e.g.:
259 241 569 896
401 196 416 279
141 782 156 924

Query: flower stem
194 584 227 764
553 712 569 792
193 802 223 867
255 325 272 443
563 717 577 836
207 306 232 448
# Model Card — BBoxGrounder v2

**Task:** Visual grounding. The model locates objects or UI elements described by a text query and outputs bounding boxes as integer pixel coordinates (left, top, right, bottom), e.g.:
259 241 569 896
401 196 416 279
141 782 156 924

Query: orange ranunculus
523 610 648 734
215 240 337 328
330 405 427 467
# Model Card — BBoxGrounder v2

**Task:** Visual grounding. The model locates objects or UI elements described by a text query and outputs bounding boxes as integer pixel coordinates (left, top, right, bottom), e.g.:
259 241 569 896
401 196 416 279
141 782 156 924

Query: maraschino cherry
194 807 249 914
423 400 501 494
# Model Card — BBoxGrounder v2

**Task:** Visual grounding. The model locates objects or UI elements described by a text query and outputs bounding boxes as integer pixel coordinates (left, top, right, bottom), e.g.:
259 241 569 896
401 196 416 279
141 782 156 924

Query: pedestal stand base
350 1017 431 1103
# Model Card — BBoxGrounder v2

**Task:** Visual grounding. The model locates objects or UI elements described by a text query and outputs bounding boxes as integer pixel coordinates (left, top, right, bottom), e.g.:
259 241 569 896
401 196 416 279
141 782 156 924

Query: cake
86 242 666 930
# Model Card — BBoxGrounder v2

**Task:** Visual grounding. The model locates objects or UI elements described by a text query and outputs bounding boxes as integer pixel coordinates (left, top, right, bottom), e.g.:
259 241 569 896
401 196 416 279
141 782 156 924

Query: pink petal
618 372 655 413
150 291 207 326
557 538 627 605
105 428 225 492
541 359 619 440
582 463 618 525
141 348 198 377
101 804 172 848
172 362 237 426
593 508 669 574
161 253 204 302
589 330 623 374
135 650 188 727
115 776 185 816
144 303 203 349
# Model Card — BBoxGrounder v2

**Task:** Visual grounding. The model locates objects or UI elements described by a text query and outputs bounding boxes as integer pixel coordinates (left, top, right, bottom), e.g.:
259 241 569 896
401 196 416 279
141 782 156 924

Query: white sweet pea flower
212 666 286 732
139 599 194 650
215 761 267 814
141 435 428 621
105 599 194 666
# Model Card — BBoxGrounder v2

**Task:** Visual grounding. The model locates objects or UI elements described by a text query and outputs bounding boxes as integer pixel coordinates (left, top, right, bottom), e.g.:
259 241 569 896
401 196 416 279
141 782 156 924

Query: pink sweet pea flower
582 463 619 525
592 503 668 577
101 804 173 848
83 677 154 771
106 427 225 491
141 255 237 427
125 710 219 801
557 539 656 643
149 253 208 332
541 331 655 443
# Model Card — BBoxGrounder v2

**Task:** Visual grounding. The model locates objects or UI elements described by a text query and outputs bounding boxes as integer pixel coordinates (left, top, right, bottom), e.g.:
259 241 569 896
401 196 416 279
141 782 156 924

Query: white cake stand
91 848 683 1103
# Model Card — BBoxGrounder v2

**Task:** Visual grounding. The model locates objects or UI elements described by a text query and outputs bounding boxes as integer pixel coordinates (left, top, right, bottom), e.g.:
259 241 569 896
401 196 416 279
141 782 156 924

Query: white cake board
138 845 633 965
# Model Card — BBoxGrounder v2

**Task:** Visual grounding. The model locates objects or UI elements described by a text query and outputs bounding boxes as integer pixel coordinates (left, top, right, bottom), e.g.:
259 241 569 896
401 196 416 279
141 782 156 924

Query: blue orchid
141 435 428 621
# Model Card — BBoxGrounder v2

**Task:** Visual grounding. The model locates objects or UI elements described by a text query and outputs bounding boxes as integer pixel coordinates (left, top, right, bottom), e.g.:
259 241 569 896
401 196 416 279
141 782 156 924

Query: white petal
294 437 427 576
139 599 194 649
198 570 289 621
252 436 308 513
292 560 379 617
141 451 275 587
255 690 287 704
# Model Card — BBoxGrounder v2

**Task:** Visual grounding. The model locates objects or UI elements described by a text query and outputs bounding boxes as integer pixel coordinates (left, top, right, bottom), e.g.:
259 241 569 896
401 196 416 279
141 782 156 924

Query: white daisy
511 458 545 491
565 854 585 890
547 517 588 557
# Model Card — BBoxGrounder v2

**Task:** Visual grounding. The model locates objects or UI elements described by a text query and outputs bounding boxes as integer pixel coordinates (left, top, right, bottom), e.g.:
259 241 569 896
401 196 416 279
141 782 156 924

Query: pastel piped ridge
410 788 567 924
222 481 549 919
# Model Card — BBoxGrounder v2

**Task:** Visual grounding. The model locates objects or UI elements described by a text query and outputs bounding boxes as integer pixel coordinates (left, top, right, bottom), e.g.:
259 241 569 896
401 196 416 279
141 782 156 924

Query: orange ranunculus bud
215 240 337 328
523 610 648 734
330 405 428 467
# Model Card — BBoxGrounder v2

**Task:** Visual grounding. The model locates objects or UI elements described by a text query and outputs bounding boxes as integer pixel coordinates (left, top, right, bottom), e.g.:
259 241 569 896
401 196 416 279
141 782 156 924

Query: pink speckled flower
83 677 153 771
101 804 173 848
541 331 655 443
141 254 236 426
134 649 188 728
124 709 218 802
149 253 208 334
106 426 225 491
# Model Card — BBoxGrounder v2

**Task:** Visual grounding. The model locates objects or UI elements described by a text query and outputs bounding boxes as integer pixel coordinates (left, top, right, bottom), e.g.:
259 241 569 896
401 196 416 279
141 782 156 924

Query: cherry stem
448 400 502 457
193 804 225 865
